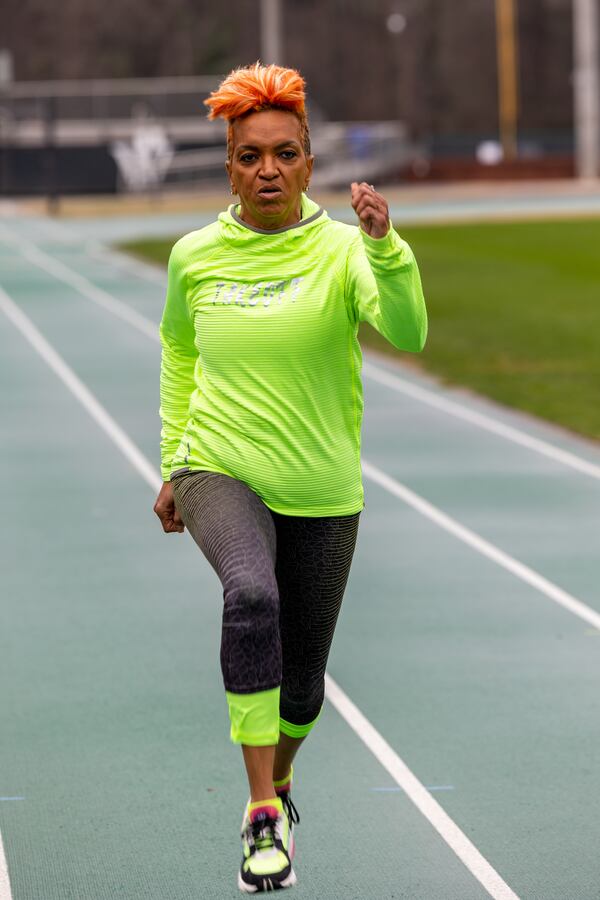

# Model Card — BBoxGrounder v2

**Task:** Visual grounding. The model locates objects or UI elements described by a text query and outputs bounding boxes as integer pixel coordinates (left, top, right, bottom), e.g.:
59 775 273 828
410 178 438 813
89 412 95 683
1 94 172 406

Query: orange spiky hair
204 62 311 159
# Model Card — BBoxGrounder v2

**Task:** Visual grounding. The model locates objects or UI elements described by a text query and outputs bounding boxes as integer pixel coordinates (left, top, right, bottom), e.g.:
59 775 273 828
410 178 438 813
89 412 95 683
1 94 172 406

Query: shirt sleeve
158 242 199 481
345 221 428 352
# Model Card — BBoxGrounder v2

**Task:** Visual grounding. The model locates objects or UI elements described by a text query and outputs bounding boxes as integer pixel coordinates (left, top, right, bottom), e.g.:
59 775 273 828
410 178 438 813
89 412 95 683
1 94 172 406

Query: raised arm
346 182 427 353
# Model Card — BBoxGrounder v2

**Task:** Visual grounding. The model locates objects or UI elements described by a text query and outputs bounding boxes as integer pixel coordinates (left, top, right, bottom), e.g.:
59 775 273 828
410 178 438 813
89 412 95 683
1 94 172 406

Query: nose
259 154 279 178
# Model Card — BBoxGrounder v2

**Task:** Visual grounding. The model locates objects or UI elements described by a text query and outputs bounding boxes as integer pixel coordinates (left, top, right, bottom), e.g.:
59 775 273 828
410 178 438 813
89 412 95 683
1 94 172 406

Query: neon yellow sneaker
238 796 297 893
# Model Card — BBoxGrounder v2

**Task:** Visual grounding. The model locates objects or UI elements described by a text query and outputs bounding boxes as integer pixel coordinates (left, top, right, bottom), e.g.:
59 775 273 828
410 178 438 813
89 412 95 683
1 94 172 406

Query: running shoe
238 797 297 893
274 765 300 859
278 793 299 859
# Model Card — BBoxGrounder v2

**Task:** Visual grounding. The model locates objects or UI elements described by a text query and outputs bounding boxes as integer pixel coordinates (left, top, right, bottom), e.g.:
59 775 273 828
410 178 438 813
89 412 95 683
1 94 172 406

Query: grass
119 217 600 442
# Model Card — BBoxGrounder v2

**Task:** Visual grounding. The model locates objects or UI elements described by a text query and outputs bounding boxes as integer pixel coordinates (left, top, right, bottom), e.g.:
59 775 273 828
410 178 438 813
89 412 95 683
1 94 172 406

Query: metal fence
0 76 418 196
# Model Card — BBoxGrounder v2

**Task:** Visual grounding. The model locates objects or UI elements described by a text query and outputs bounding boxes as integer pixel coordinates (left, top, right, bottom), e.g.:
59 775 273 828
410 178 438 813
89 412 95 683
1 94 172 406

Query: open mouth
258 186 283 197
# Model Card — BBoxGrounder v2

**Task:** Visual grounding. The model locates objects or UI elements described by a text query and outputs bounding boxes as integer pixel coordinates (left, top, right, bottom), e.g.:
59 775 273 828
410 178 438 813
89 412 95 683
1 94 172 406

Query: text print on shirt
212 277 304 308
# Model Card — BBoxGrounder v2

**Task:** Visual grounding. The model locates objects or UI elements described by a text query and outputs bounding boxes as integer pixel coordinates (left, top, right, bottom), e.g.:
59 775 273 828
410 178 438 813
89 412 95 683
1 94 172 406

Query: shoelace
280 793 300 826
249 815 278 852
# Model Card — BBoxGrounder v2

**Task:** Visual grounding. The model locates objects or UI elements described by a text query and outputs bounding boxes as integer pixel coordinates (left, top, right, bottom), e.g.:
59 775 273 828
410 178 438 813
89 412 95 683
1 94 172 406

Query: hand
350 182 390 239
153 481 185 533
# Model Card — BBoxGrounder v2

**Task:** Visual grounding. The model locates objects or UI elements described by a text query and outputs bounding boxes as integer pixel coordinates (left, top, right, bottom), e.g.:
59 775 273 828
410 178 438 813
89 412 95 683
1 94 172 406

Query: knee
223 578 279 629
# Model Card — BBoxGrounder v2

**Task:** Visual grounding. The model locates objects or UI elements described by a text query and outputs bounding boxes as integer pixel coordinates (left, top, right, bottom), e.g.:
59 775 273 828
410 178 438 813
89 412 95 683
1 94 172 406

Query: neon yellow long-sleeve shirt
159 193 427 516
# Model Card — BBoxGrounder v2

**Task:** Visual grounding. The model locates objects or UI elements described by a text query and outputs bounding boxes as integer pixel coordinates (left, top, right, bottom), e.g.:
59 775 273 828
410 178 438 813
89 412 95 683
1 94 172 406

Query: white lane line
25 217 168 285
0 286 520 900
85 243 167 285
28 217 167 285
0 831 14 900
363 459 600 632
3 222 599 485
325 676 520 900
0 225 159 341
0 287 160 493
3 255 599 633
3 232 599 630
362 361 600 481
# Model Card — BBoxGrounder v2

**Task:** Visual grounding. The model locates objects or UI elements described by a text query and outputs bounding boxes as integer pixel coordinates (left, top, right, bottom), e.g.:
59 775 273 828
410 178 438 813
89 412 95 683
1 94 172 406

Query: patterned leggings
171 470 361 729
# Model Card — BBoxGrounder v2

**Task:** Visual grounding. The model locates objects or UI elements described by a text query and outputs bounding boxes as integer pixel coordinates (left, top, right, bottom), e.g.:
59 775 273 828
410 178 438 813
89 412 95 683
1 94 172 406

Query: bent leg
172 470 281 745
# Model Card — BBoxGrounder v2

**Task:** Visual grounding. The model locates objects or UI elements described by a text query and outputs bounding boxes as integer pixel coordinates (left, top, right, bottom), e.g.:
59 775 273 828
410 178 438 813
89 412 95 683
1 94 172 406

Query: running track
0 204 599 899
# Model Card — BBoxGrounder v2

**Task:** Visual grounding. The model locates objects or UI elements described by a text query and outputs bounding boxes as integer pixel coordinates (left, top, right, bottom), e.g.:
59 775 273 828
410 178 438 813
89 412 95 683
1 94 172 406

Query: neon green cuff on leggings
226 687 280 745
279 706 322 738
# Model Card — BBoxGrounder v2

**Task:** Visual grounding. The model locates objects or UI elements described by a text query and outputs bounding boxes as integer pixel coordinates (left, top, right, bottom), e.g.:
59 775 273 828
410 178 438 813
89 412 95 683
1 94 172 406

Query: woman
153 62 427 893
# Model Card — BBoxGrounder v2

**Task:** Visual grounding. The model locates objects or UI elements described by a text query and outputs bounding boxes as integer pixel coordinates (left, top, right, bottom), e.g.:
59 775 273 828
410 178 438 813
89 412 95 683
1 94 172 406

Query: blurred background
2 7 600 899
0 0 598 198
1 0 599 439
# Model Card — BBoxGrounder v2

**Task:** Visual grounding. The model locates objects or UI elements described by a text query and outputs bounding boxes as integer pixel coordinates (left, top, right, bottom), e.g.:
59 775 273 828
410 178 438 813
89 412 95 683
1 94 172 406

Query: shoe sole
237 868 297 893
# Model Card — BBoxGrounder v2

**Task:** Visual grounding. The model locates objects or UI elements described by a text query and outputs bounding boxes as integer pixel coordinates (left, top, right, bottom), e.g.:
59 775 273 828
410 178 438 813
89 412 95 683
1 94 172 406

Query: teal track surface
1 210 600 900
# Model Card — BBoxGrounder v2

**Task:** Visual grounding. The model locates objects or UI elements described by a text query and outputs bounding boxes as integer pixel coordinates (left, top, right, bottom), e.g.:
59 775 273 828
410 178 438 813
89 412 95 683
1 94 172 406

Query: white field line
0 225 159 340
27 216 168 284
31 216 167 284
3 227 600 626
85 243 167 285
0 285 520 900
2 223 599 483
3 248 598 632
0 830 14 900
19 216 80 244
2 235 599 631
325 675 520 900
0 286 160 493
362 459 600 631
362 361 600 481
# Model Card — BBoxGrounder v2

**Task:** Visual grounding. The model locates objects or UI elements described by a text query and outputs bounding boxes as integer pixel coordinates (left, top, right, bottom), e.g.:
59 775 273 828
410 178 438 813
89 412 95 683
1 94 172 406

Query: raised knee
224 579 279 626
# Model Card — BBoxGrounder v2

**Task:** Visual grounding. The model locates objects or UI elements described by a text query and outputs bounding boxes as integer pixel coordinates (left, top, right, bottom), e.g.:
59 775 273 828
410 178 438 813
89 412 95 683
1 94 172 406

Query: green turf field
120 217 600 441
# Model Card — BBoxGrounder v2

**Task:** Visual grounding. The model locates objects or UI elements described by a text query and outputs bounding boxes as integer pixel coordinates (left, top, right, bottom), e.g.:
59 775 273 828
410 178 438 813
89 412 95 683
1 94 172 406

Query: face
226 109 314 230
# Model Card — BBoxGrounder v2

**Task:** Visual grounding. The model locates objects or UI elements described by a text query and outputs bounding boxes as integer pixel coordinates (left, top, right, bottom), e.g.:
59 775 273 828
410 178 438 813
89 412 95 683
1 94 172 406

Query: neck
238 197 303 231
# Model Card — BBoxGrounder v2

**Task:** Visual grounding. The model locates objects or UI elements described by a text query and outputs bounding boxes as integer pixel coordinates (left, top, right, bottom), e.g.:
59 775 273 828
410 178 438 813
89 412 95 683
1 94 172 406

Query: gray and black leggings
171 470 360 745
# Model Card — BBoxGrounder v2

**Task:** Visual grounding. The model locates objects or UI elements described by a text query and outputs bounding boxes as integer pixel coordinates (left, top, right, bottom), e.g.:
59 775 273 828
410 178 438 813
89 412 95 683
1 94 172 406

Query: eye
239 153 257 163
280 150 297 160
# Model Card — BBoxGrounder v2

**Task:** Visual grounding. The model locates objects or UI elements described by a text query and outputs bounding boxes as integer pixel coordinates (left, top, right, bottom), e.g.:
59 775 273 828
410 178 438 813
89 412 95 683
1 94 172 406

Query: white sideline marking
2 222 599 484
362 459 600 632
0 287 520 899
4 274 597 634
325 676 520 900
362 361 600 481
0 831 14 900
85 243 167 285
0 287 160 494
2 236 599 631
30 218 168 285
0 225 159 341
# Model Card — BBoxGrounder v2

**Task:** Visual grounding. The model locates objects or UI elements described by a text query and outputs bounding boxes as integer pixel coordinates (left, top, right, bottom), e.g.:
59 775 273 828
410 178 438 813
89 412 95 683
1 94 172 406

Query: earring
230 185 236 195
304 183 310 192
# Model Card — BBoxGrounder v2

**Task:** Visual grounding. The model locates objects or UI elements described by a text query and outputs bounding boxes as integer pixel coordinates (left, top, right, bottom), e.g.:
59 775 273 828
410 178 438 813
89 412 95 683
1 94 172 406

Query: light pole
0 50 14 197
261 0 283 64
494 0 520 161
573 0 599 179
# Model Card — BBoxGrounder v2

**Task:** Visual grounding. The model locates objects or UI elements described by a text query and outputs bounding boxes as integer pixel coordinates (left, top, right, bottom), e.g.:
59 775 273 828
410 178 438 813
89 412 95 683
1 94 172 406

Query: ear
304 154 314 187
225 160 235 193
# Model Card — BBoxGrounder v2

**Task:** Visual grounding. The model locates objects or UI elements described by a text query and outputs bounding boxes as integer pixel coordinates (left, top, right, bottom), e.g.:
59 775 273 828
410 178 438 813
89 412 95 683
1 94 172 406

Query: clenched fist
350 182 390 239
153 481 185 533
